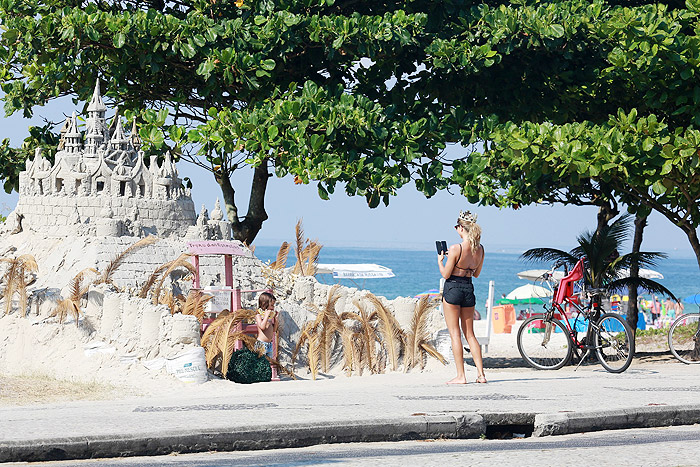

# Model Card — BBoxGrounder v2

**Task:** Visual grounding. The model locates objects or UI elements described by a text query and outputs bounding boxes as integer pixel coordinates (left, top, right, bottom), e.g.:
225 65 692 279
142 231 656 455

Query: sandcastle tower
9 79 233 238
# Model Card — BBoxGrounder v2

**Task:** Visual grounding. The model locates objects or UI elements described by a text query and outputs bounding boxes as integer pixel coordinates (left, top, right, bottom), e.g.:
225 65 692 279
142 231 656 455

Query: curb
533 404 700 437
0 414 485 463
1 406 699 463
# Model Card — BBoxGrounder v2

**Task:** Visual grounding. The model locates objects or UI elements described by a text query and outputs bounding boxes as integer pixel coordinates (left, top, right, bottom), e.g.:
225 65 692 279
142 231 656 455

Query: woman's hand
438 252 446 263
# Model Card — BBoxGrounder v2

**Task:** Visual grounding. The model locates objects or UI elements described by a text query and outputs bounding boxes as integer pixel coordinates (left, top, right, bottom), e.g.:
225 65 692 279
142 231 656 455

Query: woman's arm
438 244 459 279
473 245 485 278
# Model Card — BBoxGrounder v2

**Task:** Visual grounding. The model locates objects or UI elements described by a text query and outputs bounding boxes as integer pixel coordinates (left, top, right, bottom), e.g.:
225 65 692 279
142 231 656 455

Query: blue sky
0 95 695 257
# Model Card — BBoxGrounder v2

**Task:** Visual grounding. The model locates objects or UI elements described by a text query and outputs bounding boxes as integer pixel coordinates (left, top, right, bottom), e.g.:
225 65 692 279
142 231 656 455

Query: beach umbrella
516 269 565 282
683 293 700 305
414 289 440 298
617 268 664 280
505 284 553 301
497 297 546 305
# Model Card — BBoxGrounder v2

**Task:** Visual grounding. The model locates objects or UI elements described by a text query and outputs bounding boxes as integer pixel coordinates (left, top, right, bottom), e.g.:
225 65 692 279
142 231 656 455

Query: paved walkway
1 356 699 462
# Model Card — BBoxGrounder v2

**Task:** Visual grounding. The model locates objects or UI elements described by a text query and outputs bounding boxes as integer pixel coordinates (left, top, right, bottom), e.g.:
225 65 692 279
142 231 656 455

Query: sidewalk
1 355 699 463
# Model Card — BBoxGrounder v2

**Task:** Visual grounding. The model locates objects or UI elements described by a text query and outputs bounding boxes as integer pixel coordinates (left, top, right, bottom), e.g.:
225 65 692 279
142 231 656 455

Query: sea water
254 246 700 314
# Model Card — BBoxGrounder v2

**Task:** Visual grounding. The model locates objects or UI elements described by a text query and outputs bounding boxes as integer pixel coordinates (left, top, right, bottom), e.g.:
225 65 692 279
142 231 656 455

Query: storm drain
481 412 535 439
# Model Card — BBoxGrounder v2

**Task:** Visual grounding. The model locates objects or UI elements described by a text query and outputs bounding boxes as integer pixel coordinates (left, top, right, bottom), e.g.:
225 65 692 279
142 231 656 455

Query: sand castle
0 85 446 388
10 81 234 240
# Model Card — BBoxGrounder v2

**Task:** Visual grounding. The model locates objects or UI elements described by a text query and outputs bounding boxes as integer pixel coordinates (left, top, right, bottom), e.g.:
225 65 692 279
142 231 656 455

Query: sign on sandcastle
11 80 227 240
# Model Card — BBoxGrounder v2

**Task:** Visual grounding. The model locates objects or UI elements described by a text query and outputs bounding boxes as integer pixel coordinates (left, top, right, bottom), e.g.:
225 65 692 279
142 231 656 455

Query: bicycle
668 312 700 364
516 258 635 374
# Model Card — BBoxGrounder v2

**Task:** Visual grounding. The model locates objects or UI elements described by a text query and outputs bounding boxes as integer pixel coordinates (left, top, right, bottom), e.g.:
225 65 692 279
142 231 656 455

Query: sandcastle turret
11 76 198 238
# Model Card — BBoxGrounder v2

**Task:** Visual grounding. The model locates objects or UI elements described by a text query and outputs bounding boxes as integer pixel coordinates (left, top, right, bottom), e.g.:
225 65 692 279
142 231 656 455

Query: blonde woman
437 210 486 384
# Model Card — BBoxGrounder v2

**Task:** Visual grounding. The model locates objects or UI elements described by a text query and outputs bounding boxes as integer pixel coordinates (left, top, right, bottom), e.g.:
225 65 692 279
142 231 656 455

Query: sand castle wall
0 231 444 383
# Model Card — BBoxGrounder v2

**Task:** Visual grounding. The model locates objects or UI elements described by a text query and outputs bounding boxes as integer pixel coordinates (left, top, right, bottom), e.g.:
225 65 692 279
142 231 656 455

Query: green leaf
261 59 275 71
267 125 278 139
317 183 329 200
113 32 126 49
550 24 565 38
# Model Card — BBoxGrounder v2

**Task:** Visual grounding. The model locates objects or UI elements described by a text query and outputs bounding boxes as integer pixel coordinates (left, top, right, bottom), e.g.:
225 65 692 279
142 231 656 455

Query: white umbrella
505 284 553 300
617 268 664 280
517 269 566 282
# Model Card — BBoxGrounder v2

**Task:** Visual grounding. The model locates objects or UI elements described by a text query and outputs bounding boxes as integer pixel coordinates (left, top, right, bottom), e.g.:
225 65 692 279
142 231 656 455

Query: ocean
254 245 700 312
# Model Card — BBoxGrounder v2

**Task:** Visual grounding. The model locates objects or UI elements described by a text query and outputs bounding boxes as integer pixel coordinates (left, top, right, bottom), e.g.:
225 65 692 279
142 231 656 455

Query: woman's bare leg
443 299 467 384
461 307 486 381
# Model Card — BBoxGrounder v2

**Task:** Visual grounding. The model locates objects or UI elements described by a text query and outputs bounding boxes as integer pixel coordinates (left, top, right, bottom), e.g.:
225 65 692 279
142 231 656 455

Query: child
255 292 278 359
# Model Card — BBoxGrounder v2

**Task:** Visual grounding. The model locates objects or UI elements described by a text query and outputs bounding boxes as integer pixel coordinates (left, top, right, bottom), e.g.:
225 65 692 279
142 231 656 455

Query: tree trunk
626 213 648 343
595 202 619 240
216 159 270 245
680 222 700 271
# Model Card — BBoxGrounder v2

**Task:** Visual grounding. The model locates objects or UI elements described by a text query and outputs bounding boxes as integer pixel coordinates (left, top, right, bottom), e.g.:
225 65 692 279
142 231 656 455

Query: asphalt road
11 424 700 467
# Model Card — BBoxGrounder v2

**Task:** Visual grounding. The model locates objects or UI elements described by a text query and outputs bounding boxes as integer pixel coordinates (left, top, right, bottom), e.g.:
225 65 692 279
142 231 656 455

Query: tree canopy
1 0 700 251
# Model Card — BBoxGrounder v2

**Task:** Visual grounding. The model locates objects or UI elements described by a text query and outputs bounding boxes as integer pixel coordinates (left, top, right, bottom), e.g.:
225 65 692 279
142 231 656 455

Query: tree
0 0 450 243
522 214 676 341
445 1 700 267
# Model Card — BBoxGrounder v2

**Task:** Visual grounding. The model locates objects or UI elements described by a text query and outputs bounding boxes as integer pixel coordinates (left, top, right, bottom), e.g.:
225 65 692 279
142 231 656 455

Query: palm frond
96 236 158 285
69 268 99 301
152 254 195 304
50 299 81 326
520 248 577 267
293 219 305 275
1 254 39 317
605 277 677 301
366 293 404 371
182 290 213 322
269 242 290 270
138 262 170 298
420 342 448 367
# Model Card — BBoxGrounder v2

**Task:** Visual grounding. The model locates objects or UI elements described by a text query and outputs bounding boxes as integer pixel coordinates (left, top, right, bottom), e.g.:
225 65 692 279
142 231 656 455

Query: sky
0 95 695 257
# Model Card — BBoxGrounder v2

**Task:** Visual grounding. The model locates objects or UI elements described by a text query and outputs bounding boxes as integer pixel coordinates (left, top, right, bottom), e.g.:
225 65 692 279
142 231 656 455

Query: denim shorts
443 276 476 308
256 340 274 358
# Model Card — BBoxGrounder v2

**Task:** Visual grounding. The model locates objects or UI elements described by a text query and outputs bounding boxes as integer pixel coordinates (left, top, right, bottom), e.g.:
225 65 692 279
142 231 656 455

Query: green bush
226 347 271 384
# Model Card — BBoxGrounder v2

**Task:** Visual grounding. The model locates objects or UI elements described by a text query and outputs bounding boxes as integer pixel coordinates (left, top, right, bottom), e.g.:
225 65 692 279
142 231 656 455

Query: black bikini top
453 244 477 276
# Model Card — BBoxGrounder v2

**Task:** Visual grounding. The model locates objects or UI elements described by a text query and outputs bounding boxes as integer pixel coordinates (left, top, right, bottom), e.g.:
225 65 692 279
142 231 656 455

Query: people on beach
255 292 278 358
437 210 486 384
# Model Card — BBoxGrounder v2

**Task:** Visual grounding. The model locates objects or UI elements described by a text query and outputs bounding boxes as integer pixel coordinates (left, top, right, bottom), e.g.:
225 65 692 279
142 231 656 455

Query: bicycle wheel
517 316 572 370
594 313 634 373
669 313 700 364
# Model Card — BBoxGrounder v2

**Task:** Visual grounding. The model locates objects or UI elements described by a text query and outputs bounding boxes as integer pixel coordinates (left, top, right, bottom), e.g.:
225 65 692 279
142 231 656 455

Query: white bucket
165 347 208 384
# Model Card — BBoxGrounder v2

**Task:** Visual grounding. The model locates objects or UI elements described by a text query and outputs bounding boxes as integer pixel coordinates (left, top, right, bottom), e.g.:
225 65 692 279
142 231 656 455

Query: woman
438 210 486 384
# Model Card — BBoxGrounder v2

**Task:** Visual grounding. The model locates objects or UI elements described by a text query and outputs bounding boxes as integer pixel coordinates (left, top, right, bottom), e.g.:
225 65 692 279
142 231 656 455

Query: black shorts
443 276 476 308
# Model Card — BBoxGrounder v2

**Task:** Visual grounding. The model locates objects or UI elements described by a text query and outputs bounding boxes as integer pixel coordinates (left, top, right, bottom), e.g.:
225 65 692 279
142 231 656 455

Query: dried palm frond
200 309 258 378
342 299 380 373
49 267 99 326
1 254 39 317
269 242 290 270
182 290 213 322
96 236 158 285
340 328 357 376
138 262 171 299
158 290 177 314
420 342 448 367
302 241 322 276
366 293 405 372
292 320 320 367
309 284 342 373
69 268 99 302
50 299 81 325
292 219 305 275
405 297 447 370
151 254 195 305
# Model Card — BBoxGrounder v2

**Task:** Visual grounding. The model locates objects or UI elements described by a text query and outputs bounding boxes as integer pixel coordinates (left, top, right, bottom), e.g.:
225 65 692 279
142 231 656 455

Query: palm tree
521 213 676 303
